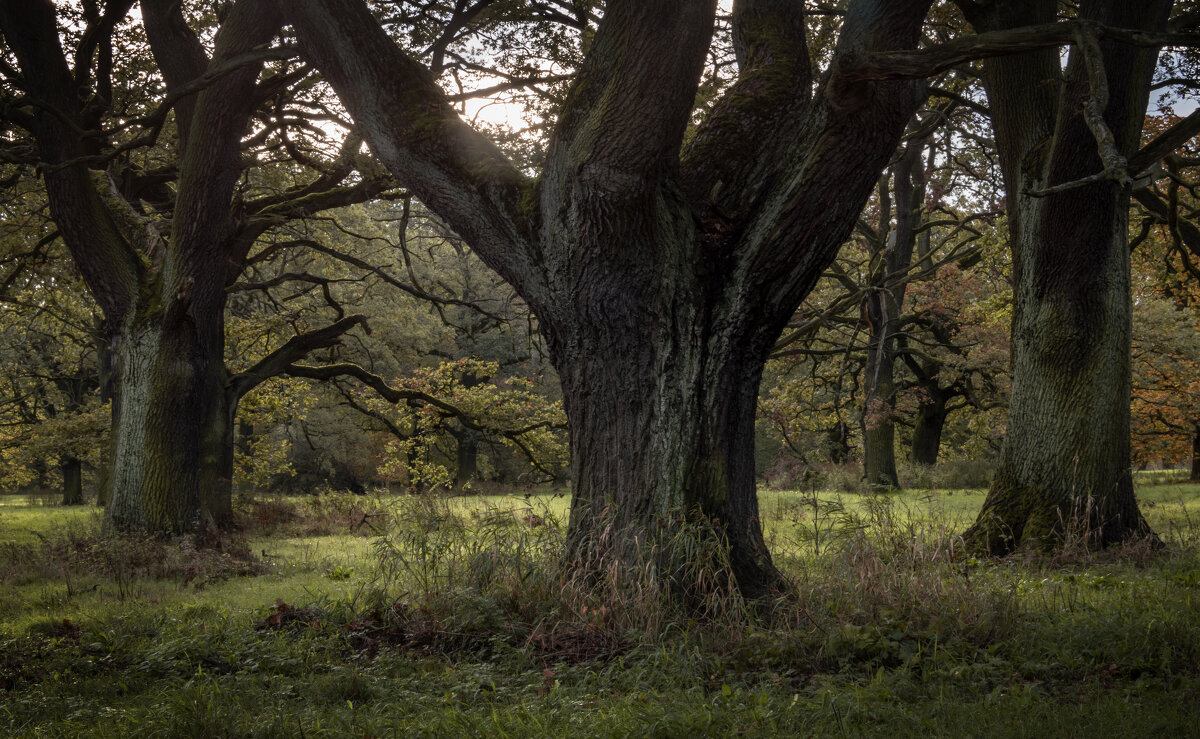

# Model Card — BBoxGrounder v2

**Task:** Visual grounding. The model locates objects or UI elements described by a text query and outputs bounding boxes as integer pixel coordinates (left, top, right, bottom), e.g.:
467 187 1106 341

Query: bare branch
841 21 1200 83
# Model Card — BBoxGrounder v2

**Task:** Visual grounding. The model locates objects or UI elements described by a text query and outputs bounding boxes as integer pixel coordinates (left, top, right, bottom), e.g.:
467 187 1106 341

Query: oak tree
287 0 936 593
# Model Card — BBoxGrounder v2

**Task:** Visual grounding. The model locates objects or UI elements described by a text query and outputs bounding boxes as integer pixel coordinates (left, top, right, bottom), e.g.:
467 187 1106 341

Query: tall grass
2 483 1199 736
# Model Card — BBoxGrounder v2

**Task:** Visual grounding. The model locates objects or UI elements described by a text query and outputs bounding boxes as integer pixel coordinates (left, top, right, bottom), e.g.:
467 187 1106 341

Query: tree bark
1190 425 1200 482
549 249 784 595
960 0 1167 553
60 457 84 506
910 392 948 466
106 308 234 532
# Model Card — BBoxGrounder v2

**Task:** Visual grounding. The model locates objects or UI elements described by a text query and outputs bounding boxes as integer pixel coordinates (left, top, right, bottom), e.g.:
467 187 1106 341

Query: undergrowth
1 487 1199 736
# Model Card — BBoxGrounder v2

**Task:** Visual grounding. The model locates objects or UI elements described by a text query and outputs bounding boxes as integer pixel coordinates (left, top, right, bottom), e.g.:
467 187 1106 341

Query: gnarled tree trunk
546 243 782 594
289 0 933 595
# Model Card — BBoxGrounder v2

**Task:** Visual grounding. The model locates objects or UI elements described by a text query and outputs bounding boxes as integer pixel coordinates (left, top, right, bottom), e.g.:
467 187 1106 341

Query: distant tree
764 89 1009 482
0 180 106 504
1129 116 1200 478
1130 287 1200 476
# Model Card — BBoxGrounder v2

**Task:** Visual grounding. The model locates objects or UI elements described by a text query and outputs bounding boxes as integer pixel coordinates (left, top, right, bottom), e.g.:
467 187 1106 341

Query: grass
1 480 1198 737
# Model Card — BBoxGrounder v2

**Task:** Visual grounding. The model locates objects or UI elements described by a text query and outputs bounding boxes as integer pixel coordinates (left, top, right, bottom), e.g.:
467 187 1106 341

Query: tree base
565 507 784 605
962 474 1159 556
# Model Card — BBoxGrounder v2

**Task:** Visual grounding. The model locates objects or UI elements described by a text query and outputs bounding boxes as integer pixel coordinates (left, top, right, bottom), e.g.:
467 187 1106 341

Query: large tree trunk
960 0 1167 553
60 457 83 506
106 307 234 534
551 271 780 597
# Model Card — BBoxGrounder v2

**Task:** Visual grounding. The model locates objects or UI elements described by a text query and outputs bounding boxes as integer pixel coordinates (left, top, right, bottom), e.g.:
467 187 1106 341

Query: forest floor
1 476 1199 737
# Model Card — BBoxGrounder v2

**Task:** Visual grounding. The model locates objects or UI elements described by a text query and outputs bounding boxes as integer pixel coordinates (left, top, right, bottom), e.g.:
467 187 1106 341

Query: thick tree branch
141 0 210 147
731 0 932 337
227 314 369 401
284 0 538 297
1131 109 1200 174
1072 24 1129 186
545 0 717 196
284 362 464 415
166 0 284 307
681 0 811 218
841 21 1200 83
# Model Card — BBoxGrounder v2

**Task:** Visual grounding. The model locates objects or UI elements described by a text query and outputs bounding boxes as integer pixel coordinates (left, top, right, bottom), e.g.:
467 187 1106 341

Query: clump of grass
234 490 390 537
0 519 267 597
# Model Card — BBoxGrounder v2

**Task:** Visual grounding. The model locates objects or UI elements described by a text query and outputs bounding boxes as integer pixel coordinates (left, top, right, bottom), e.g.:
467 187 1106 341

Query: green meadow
2 478 1199 737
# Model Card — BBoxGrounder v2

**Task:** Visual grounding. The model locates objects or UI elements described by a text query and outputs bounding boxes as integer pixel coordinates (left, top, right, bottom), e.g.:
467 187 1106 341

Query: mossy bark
105 308 234 535
552 267 781 597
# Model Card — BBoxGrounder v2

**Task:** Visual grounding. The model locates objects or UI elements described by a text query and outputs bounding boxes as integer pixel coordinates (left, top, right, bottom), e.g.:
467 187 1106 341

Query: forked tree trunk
960 0 1166 553
286 0 932 595
60 457 83 506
